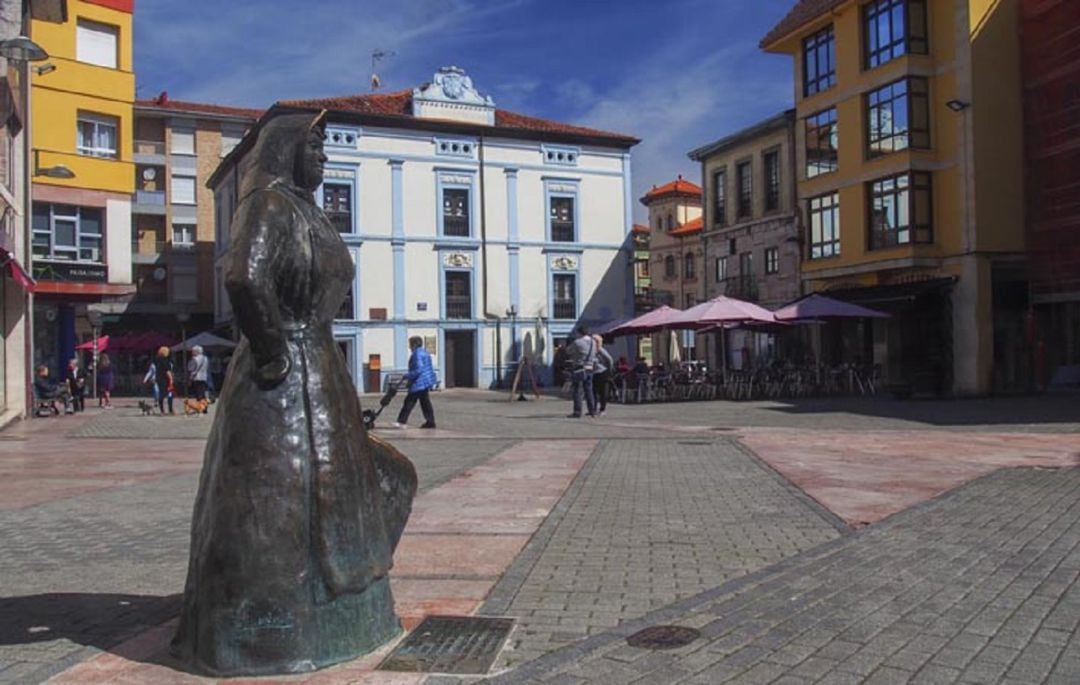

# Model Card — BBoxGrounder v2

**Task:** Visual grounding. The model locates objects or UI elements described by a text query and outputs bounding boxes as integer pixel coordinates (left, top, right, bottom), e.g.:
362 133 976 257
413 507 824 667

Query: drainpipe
477 133 501 385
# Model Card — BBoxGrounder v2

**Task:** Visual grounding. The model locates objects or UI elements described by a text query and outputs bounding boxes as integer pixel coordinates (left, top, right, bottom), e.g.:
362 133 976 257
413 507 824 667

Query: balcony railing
135 190 165 206
446 295 472 319
551 222 575 242
723 276 758 302
553 299 576 320
132 239 165 256
134 139 166 156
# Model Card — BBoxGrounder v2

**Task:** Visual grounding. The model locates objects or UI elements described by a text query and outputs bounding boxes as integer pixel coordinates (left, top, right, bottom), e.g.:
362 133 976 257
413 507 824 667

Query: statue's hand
253 353 291 389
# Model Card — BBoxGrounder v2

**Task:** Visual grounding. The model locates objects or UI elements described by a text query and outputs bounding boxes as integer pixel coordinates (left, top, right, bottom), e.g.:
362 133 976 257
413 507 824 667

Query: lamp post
86 309 102 401
507 304 527 401
177 311 190 395
0 34 48 417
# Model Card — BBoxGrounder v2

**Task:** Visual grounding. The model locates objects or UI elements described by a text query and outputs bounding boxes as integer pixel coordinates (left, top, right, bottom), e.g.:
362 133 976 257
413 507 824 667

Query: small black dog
138 400 155 416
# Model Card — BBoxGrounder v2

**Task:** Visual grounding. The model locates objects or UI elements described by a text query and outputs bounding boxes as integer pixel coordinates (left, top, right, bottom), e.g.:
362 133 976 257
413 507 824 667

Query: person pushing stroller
393 336 437 429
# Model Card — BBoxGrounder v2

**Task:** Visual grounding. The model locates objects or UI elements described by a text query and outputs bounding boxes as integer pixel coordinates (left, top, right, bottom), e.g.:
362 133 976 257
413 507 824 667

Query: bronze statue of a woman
171 111 417 676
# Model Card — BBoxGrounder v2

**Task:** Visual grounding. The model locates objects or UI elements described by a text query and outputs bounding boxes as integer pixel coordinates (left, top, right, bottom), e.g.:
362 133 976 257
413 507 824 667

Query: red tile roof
136 95 262 121
761 0 847 49
669 217 704 237
632 223 651 234
277 89 638 146
639 177 703 205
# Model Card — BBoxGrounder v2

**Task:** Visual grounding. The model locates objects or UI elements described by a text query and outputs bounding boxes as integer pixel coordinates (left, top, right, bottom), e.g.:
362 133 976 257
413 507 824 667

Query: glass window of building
736 161 752 218
867 77 930 157
805 108 838 177
808 192 840 259
684 252 695 278
76 19 118 68
76 113 118 158
445 271 472 319
31 203 104 262
715 256 728 282
172 224 194 246
713 168 726 226
864 0 928 69
765 247 779 274
803 25 836 96
664 254 676 278
323 182 352 233
442 188 470 237
764 149 781 211
171 175 196 205
550 196 575 242
868 171 933 249
553 273 577 319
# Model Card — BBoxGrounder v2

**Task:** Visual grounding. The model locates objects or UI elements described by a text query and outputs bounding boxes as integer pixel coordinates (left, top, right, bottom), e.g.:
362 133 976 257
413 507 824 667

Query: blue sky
134 0 798 221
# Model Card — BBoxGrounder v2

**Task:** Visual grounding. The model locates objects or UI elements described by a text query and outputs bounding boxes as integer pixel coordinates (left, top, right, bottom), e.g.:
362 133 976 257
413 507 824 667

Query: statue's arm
225 191 291 388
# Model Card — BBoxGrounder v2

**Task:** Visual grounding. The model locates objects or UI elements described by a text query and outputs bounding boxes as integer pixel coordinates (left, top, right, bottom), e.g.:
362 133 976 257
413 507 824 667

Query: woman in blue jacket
395 336 437 428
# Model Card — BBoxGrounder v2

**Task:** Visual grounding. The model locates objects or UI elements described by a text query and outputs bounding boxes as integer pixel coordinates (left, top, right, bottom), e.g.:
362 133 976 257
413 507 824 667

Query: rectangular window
323 182 353 233
442 187 470 237
220 124 246 157
712 168 726 226
736 161 752 218
684 252 695 279
172 224 194 246
76 19 118 68
173 271 199 303
864 0 928 69
764 150 781 211
445 271 472 319
553 273 577 319
765 247 779 274
171 127 195 155
664 255 676 278
739 251 753 277
803 25 836 96
31 203 104 263
868 171 933 249
715 256 728 281
808 192 841 259
866 77 930 157
76 113 118 159
171 175 196 205
550 196 575 242
806 108 838 177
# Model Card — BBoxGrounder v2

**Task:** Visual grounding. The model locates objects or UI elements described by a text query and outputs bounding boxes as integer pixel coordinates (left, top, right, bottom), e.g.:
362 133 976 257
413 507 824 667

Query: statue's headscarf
237 110 326 202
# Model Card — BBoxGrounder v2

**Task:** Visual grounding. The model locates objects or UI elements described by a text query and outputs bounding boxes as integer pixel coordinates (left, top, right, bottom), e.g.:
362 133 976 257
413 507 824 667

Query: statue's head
240 110 327 198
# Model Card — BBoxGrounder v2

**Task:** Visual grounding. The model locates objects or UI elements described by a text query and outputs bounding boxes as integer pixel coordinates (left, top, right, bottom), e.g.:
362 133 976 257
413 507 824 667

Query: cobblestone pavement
483 467 1080 685
478 439 845 670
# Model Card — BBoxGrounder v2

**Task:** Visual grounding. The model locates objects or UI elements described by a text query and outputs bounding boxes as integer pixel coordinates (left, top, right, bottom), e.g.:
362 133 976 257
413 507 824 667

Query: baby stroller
361 377 408 430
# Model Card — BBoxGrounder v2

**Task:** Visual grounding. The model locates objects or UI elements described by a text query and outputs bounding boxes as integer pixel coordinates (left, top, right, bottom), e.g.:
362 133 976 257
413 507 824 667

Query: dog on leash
138 400 155 416
183 397 210 416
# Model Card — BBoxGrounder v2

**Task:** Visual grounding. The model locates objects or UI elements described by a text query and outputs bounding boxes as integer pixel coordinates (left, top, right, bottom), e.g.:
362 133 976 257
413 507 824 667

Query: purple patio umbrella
606 305 684 336
773 293 890 321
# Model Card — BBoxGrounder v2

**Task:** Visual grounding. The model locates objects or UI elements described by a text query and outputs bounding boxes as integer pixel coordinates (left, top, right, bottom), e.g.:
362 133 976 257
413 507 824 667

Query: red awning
0 249 35 292
33 281 136 296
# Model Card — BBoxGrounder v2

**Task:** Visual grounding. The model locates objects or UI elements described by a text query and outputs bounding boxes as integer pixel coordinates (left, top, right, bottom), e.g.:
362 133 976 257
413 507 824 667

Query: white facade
214 68 638 391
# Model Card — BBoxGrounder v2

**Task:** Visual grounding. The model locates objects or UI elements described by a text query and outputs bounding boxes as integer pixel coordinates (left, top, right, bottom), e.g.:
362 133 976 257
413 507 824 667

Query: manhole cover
378 615 514 674
626 625 701 650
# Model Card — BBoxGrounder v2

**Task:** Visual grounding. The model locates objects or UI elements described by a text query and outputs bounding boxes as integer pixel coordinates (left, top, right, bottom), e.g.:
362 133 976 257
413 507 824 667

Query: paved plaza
0 390 1077 683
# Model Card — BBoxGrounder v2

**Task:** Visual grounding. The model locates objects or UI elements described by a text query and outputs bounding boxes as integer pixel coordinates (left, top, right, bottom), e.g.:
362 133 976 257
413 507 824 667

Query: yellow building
762 0 1026 396
30 0 134 372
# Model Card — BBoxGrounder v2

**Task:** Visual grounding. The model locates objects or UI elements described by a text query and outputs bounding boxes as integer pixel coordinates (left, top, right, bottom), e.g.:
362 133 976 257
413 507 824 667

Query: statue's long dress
171 176 416 676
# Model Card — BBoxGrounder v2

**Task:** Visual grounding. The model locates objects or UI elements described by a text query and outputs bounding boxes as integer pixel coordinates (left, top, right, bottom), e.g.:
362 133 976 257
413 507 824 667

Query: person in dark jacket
65 358 87 412
395 336 437 428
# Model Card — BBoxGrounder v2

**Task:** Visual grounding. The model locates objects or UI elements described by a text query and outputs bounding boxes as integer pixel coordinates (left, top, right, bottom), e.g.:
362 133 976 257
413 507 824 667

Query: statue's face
296 126 327 190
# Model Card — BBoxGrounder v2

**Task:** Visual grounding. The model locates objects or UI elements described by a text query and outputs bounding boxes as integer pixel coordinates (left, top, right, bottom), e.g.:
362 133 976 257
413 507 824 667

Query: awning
33 281 136 297
0 248 35 292
822 277 956 307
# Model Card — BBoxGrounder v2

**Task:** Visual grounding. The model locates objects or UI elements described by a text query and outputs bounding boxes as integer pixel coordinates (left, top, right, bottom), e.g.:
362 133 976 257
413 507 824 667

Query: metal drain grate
378 615 514 674
626 625 701 650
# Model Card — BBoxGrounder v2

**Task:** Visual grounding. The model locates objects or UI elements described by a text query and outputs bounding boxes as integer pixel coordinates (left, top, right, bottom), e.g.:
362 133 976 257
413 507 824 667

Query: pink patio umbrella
773 293 890 321
606 305 684 336
75 335 110 352
667 296 778 382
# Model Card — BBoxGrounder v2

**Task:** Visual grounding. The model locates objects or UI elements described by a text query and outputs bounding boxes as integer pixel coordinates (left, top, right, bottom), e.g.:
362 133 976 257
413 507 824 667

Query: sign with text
32 261 109 283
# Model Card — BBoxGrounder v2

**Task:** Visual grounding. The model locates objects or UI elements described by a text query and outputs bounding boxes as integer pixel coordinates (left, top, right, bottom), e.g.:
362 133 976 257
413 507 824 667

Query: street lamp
0 34 48 417
177 311 190 395
33 150 75 179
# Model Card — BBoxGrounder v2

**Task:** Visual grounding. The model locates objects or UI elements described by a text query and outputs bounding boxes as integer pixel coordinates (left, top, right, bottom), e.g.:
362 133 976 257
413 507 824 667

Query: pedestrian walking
97 353 114 408
152 346 175 414
187 345 210 406
591 334 614 416
66 358 87 412
394 336 437 428
565 325 597 418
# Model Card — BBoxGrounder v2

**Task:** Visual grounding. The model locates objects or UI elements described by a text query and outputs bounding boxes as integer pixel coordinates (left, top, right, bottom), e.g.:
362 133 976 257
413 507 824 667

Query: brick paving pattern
479 438 844 669
485 467 1080 684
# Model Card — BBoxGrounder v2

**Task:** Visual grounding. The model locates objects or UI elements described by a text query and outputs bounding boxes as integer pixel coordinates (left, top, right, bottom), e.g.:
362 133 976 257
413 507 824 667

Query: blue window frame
437 170 476 239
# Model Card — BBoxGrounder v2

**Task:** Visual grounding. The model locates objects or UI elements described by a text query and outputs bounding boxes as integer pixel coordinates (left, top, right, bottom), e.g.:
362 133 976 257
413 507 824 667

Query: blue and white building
210 67 639 391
